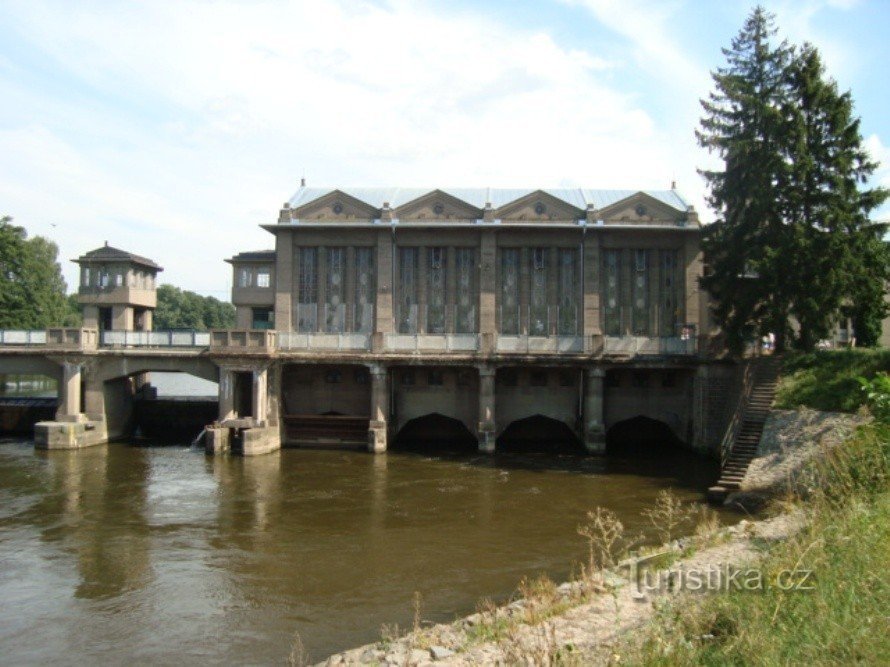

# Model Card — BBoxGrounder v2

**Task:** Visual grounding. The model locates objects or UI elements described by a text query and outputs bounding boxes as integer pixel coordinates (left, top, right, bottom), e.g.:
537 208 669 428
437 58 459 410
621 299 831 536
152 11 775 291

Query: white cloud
0 0 717 295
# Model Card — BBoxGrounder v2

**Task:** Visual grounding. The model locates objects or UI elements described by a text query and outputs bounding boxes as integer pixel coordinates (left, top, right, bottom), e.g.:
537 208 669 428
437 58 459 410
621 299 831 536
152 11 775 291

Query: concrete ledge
240 426 281 456
34 417 108 450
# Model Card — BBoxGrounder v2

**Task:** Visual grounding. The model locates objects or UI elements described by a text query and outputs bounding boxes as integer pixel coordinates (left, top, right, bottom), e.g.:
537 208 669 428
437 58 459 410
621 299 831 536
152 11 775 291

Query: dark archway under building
497 414 584 454
606 415 686 457
391 413 478 454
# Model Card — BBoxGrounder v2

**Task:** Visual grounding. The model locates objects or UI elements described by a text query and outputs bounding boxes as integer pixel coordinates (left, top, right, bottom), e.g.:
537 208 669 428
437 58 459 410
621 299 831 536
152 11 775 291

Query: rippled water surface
0 439 730 664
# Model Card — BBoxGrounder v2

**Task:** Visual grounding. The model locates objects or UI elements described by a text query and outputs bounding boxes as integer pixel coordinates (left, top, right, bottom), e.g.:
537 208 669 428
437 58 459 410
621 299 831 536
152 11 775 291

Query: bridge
0 325 740 458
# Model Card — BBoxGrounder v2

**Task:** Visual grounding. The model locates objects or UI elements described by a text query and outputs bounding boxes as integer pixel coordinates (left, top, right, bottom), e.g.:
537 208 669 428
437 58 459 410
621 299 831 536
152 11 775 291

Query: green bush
857 373 890 423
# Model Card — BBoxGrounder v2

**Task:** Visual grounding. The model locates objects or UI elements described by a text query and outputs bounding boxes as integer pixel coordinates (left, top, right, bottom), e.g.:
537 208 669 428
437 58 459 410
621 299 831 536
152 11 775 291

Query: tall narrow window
499 248 520 334
660 249 683 336
632 249 650 335
326 247 345 332
557 248 578 335
398 247 418 333
603 250 621 336
297 247 318 332
427 247 447 333
353 247 375 333
529 248 548 335
455 248 476 333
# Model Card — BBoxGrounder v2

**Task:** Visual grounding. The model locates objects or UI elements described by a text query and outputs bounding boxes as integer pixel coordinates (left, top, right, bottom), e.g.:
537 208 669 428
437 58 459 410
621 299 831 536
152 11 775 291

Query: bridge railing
495 335 584 354
383 333 479 353
210 329 276 352
0 330 48 345
602 334 698 356
278 332 371 351
100 330 211 348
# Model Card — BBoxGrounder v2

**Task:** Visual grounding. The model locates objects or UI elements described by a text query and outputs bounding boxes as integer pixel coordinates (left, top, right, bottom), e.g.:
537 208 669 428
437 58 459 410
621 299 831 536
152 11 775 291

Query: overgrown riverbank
311 352 889 666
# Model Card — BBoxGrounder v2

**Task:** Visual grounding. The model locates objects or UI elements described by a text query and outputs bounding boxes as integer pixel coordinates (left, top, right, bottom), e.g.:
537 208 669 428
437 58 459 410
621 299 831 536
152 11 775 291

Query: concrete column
219 367 236 421
583 367 606 453
82 305 100 330
368 364 389 453
478 231 496 347
57 361 83 419
142 309 153 331
583 231 602 338
477 365 496 453
692 364 709 452
83 365 105 418
252 367 268 427
274 230 293 333
684 234 702 334
446 246 457 333
112 305 133 331
374 230 394 342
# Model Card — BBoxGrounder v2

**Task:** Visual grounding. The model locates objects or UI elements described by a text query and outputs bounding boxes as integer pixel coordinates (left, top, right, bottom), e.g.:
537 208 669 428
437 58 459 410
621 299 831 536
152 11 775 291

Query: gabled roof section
495 189 586 221
289 188 380 220
595 191 694 225
281 186 692 223
395 189 484 221
73 243 163 271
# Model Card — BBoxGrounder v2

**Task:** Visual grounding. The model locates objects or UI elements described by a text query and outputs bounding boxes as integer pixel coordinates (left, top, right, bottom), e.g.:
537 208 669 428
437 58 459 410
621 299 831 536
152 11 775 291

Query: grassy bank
775 348 890 412
615 385 890 665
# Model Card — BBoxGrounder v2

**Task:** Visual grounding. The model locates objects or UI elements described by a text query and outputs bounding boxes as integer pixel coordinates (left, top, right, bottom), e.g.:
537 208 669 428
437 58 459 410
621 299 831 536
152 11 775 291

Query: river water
0 438 729 664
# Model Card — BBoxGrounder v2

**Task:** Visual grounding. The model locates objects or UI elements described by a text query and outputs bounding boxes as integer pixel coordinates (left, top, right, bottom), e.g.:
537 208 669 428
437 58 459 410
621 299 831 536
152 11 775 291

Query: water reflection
0 440 733 664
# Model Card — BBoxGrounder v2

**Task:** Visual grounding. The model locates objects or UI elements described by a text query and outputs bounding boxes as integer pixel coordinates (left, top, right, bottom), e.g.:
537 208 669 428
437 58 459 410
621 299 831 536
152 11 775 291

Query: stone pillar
368 364 389 453
274 230 293 333
478 231 497 349
218 367 236 421
583 367 606 453
82 305 100 330
477 365 496 453
142 309 153 331
53 361 84 421
252 366 268 427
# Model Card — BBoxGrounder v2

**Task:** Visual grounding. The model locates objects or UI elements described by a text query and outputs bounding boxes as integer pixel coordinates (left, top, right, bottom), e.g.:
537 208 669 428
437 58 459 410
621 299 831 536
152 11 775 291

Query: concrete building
226 185 728 455
74 243 162 332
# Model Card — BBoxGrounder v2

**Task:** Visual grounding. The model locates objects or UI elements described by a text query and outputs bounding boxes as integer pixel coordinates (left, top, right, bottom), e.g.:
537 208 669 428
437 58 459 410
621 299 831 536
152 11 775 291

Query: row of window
283 245 685 336
81 267 155 290
236 267 272 288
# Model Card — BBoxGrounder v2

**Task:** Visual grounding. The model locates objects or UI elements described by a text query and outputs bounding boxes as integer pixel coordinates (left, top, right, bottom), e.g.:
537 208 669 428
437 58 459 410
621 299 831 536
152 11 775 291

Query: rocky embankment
316 407 859 666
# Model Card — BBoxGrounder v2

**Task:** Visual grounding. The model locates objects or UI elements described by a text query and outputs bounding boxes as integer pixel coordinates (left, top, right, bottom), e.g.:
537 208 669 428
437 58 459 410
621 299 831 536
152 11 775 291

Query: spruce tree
698 7 888 353
697 6 794 353
782 44 888 349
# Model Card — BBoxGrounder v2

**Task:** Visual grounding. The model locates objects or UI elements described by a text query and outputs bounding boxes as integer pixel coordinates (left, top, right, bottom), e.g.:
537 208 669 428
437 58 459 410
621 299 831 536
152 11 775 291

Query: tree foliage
698 6 888 353
0 216 78 329
153 284 235 331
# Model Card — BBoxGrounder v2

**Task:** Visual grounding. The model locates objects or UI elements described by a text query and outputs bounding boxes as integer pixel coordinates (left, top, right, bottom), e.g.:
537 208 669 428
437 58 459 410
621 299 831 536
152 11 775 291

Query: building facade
228 186 725 454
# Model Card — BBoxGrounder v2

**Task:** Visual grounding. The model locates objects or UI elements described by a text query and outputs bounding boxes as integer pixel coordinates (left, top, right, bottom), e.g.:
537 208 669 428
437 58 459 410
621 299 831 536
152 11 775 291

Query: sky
1 0 888 298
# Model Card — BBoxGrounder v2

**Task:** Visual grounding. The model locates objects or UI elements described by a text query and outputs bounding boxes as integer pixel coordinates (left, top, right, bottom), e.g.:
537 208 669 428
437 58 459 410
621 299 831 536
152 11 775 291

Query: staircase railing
719 358 758 466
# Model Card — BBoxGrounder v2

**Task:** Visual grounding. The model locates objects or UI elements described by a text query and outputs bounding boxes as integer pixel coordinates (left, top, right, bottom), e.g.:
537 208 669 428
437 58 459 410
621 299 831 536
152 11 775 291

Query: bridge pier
582 367 606 454
477 365 496 453
368 364 388 453
208 363 280 456
35 359 107 450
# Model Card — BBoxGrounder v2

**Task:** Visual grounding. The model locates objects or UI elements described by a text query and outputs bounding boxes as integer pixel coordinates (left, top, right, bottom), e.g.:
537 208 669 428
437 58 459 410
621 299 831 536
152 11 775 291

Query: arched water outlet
605 415 686 457
391 413 477 453
496 414 584 454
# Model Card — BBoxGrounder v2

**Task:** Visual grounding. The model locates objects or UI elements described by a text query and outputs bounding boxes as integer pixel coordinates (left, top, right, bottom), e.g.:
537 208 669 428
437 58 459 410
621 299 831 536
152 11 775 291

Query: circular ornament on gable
333 202 344 214
635 204 647 216
433 203 445 215
534 202 546 215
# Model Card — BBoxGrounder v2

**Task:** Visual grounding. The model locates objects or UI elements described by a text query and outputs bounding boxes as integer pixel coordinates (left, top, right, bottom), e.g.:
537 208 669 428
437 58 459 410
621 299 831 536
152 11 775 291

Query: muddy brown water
0 438 734 664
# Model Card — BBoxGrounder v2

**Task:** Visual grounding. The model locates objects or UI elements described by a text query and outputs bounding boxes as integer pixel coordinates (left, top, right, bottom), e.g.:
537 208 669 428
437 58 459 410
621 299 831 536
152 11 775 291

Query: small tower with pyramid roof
73 242 163 331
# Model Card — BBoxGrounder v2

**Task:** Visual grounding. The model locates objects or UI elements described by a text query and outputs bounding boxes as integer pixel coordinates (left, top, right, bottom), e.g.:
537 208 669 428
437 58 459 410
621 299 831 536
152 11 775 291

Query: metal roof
226 250 276 263
287 186 691 214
